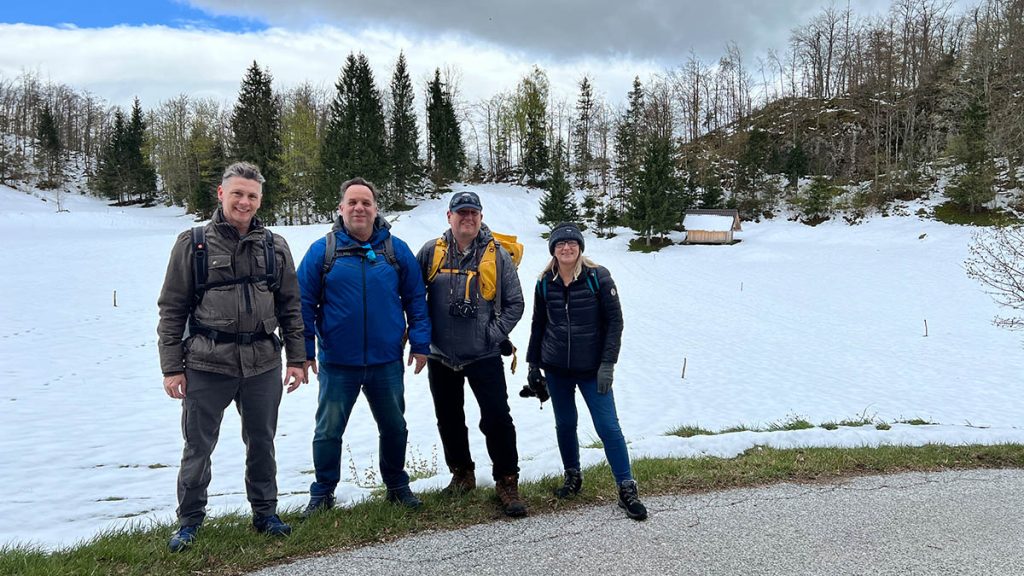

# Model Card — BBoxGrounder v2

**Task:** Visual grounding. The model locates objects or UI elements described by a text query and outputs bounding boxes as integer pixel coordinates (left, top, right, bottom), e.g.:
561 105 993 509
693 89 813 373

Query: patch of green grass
719 425 753 434
627 237 674 253
876 423 892 431
838 416 874 427
898 418 936 426
669 425 715 438
932 202 1019 226
821 422 839 430
5 444 1024 575
766 415 815 432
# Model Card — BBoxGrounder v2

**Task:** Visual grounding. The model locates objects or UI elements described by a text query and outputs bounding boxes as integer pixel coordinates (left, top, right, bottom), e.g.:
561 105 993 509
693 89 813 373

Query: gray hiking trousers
176 367 283 526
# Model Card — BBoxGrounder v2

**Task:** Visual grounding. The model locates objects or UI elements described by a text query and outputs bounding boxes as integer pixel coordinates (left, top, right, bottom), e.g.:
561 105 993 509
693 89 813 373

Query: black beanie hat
548 222 585 255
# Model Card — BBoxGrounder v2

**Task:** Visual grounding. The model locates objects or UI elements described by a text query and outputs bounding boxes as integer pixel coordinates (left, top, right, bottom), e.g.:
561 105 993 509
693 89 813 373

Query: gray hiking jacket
416 224 524 369
157 209 305 378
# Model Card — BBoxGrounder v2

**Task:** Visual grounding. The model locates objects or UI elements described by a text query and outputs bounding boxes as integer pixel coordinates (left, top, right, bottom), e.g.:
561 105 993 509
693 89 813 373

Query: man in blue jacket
297 177 430 514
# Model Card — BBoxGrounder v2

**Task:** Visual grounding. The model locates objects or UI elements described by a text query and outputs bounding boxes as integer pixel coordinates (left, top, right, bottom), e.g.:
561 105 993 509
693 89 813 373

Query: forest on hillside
0 0 1021 239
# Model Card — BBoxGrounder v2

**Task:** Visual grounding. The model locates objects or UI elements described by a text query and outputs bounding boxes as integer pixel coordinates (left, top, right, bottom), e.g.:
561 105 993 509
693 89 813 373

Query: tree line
0 0 1020 238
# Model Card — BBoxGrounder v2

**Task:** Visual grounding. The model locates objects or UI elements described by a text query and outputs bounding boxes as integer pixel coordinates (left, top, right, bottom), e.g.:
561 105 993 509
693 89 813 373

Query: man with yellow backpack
416 191 528 517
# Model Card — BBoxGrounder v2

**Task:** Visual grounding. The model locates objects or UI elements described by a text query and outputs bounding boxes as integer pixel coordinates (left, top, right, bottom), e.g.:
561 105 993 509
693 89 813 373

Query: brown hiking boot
442 465 476 496
495 474 528 517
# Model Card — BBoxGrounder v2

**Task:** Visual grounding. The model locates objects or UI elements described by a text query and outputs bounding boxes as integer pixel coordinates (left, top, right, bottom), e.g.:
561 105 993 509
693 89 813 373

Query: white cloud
0 23 661 110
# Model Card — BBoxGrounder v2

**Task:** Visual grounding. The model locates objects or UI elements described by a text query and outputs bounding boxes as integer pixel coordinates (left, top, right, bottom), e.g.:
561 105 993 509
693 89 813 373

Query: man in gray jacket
157 162 305 552
416 191 527 517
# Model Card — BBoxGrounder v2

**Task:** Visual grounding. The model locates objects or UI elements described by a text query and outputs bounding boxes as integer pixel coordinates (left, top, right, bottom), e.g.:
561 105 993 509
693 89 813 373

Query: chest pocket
206 253 234 286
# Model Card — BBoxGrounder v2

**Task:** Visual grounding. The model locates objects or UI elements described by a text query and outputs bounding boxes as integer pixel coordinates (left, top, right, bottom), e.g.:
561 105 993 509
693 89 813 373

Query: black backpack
318 231 401 305
190 225 279 306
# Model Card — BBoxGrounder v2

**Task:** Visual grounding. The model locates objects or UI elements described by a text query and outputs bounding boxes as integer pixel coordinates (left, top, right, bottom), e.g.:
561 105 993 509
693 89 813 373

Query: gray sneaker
301 493 336 519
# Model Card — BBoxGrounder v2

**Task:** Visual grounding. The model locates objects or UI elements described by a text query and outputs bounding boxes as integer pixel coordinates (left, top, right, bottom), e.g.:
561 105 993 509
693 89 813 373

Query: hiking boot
554 469 583 499
167 524 199 553
495 474 528 517
252 513 292 536
386 486 423 510
301 493 336 519
441 465 476 496
617 480 648 521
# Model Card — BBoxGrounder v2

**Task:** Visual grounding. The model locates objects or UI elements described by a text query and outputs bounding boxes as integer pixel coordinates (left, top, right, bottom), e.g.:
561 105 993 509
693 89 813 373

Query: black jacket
526 264 623 376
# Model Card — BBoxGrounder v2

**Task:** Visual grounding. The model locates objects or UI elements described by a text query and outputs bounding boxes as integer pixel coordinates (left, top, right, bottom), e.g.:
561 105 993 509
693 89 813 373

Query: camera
449 299 478 318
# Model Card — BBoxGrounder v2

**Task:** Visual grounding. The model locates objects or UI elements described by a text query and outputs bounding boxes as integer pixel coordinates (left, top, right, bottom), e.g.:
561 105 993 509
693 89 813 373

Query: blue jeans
310 360 410 495
545 371 633 485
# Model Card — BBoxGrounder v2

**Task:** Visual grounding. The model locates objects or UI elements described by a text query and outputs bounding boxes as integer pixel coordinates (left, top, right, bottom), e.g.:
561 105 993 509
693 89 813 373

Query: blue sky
0 0 264 30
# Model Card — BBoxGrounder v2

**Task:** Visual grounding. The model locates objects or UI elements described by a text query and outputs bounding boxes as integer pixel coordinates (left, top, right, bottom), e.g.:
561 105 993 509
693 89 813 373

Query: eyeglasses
555 240 579 249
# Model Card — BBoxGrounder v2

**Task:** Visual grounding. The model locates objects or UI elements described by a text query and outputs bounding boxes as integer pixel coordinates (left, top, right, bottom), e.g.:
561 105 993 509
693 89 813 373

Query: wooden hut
683 209 742 244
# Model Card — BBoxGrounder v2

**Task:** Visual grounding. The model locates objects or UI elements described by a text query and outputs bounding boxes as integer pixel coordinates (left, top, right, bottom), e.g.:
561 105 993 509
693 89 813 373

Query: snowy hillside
1 183 1022 550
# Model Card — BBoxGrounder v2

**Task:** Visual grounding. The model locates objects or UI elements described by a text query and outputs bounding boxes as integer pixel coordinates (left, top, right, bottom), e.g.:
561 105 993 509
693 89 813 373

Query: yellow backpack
425 232 523 303
426 231 525 372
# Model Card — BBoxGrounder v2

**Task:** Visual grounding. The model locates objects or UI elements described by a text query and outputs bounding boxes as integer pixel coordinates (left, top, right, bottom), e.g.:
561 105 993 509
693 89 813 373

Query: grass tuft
6 441 1023 575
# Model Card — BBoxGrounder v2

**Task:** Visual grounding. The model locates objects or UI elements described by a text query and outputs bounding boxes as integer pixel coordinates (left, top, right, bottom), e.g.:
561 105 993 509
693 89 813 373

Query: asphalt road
251 469 1024 576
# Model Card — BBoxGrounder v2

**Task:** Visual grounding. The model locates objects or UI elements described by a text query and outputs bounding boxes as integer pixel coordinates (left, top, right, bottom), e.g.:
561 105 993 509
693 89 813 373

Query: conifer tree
35 104 63 189
388 52 421 206
127 98 157 203
628 135 677 245
518 67 549 186
91 109 128 202
90 100 157 204
425 69 466 189
572 76 595 189
947 91 995 214
614 77 645 205
320 53 390 214
230 61 283 222
538 138 579 226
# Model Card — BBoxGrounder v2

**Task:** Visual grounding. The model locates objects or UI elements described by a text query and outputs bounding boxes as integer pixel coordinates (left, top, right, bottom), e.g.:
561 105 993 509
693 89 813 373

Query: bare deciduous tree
965 225 1024 330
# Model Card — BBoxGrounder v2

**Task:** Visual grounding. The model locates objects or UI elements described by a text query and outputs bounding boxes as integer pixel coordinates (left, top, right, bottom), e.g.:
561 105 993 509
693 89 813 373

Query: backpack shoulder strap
263 229 279 291
382 235 401 274
585 266 601 297
493 239 504 317
426 237 448 283
191 226 207 304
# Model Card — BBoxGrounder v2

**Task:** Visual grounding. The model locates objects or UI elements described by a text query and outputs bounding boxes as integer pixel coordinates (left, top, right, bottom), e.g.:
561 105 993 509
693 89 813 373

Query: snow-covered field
1 183 1022 550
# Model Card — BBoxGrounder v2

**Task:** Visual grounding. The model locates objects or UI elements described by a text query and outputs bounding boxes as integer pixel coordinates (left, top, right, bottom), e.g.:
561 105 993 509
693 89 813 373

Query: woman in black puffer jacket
524 222 647 521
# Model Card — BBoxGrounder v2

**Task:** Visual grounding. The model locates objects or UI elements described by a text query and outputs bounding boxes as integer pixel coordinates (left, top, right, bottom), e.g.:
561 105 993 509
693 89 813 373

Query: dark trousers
427 356 519 479
176 367 282 526
309 360 410 495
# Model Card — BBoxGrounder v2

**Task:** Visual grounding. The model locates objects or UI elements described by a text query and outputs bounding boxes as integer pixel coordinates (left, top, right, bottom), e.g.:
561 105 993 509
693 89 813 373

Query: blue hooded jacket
297 215 430 366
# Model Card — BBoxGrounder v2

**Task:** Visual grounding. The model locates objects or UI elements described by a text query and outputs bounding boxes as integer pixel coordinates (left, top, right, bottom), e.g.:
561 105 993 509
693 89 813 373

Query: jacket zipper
564 283 572 367
362 256 368 365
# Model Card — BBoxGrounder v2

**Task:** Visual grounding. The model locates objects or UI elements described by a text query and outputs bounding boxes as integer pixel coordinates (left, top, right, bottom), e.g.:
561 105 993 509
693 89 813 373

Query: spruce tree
538 138 579 226
230 61 283 222
572 76 595 189
388 52 421 206
518 67 549 186
425 69 466 190
127 98 157 203
614 77 645 206
92 109 128 202
947 91 995 214
35 104 63 189
628 135 677 245
320 53 390 214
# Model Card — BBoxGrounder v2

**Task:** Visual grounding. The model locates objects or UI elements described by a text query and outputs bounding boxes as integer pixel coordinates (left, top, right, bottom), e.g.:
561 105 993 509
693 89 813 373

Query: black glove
519 363 549 403
499 339 514 356
597 362 614 394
